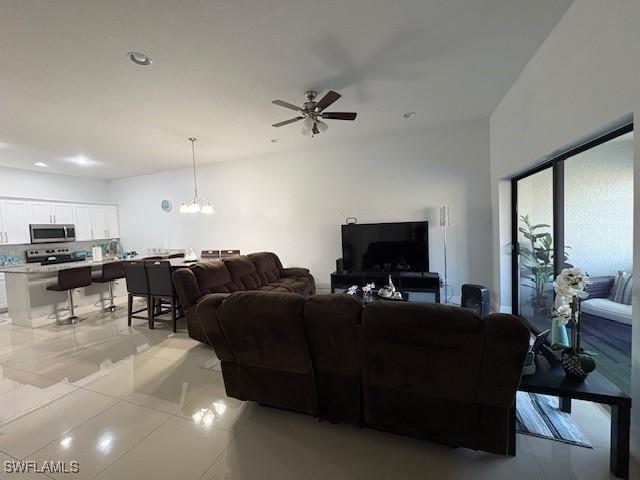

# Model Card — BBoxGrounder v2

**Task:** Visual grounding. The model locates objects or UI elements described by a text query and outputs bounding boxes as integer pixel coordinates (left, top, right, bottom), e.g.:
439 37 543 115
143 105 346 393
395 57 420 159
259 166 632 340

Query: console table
511 363 631 479
330 270 440 303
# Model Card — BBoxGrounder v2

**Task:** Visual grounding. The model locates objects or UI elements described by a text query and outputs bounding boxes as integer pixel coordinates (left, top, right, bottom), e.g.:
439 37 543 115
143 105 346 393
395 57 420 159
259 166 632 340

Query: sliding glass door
511 124 634 394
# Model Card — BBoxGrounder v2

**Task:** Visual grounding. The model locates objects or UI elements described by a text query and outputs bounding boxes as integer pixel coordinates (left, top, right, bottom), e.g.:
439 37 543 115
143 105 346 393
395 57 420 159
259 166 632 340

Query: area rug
516 391 593 448
198 357 222 372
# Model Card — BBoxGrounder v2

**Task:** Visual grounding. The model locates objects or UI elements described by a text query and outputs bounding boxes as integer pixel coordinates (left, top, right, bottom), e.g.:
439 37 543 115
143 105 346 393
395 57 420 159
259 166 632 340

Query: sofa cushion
581 298 632 325
191 261 233 295
361 302 484 403
217 291 318 415
248 252 282 284
223 255 264 291
610 271 633 305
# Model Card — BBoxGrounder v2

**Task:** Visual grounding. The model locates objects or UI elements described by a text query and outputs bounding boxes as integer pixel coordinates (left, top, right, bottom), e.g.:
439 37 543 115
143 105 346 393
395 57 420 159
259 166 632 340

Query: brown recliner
304 294 364 424
195 291 529 455
359 302 529 455
214 291 318 416
172 252 315 344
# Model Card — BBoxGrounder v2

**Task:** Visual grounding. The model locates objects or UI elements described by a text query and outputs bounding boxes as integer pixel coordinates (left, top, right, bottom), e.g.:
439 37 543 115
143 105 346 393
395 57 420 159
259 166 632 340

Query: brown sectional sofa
172 252 315 344
193 289 530 455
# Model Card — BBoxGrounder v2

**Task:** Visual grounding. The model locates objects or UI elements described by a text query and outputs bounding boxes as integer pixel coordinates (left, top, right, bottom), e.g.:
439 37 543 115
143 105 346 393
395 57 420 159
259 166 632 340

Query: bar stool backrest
58 266 92 290
102 261 125 282
201 250 220 260
167 253 185 259
146 260 175 297
122 261 149 295
220 249 240 259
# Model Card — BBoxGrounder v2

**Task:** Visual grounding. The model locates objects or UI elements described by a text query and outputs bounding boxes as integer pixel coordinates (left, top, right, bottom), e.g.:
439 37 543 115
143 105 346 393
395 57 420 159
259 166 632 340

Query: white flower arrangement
552 268 591 325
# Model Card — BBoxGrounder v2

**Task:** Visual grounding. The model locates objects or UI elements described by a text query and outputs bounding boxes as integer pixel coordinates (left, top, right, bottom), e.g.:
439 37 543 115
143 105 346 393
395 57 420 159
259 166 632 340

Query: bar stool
46 266 92 325
92 261 125 312
122 260 151 326
167 252 185 259
146 260 180 332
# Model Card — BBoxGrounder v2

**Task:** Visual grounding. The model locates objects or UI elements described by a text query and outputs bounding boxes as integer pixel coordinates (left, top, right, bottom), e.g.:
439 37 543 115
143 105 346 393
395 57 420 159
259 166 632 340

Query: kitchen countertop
0 257 122 274
0 255 196 274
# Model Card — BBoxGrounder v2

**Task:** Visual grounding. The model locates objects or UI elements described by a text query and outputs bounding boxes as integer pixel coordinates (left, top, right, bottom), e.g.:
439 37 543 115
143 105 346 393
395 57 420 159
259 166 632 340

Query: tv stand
330 266 440 303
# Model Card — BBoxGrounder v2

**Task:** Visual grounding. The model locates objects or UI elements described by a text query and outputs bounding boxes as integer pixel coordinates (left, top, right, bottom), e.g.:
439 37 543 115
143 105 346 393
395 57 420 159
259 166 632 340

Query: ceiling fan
271 90 357 136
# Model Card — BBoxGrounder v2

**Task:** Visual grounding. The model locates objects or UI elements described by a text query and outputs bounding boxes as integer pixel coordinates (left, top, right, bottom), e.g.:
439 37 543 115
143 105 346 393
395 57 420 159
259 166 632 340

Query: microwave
29 224 76 244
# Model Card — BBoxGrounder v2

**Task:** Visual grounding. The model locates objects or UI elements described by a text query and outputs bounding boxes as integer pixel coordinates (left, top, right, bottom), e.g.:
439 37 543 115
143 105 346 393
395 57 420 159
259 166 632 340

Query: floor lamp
440 205 451 303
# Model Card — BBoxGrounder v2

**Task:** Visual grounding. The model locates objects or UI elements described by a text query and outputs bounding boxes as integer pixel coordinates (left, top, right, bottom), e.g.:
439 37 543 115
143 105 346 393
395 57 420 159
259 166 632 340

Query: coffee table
510 362 631 479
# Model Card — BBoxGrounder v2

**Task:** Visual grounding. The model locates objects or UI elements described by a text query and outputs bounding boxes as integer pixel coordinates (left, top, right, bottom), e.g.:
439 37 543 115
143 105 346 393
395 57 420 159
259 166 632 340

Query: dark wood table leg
559 397 572 413
610 404 630 479
508 405 516 456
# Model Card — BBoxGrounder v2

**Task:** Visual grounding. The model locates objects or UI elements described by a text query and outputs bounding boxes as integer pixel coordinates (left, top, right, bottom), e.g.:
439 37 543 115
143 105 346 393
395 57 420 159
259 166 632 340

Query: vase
561 349 596 379
550 317 570 349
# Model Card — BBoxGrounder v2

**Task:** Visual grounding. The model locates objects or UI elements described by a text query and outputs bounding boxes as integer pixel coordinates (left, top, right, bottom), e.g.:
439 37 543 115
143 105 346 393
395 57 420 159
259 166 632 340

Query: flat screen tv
341 221 429 273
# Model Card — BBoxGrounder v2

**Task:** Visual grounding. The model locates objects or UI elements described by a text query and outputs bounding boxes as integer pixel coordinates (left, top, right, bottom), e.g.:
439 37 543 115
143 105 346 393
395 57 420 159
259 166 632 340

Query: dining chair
146 260 180 332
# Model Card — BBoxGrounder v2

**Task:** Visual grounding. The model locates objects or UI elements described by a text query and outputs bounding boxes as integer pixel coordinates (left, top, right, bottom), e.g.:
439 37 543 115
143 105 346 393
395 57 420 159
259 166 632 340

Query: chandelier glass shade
180 137 213 214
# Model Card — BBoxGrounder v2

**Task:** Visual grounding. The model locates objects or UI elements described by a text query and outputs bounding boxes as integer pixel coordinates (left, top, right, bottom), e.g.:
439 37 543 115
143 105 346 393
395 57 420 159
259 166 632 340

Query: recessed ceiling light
403 112 417 119
34 162 48 167
67 155 94 167
127 51 152 66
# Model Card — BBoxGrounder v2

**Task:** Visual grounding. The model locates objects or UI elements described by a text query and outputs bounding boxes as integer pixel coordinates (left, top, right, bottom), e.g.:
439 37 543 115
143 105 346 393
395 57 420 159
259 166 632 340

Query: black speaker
336 258 344 272
461 284 490 318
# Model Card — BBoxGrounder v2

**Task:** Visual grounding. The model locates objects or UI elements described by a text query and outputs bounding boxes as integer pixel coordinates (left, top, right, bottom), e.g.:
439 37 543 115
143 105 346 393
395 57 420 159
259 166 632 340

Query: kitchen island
0 258 128 328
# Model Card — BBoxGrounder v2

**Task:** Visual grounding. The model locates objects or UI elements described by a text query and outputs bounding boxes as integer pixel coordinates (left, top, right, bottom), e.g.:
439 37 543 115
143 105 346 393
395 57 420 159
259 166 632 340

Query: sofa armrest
475 313 530 408
195 293 235 360
282 267 310 277
172 268 202 309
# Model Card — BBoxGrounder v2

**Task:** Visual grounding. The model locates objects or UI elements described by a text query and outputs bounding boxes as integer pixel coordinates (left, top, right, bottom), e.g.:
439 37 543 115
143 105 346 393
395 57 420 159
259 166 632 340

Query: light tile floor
0 305 636 480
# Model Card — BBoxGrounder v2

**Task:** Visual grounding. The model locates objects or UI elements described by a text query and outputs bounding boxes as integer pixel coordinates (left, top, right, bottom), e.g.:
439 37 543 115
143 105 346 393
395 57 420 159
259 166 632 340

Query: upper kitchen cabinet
73 204 94 241
28 201 74 224
0 200 29 245
92 205 119 239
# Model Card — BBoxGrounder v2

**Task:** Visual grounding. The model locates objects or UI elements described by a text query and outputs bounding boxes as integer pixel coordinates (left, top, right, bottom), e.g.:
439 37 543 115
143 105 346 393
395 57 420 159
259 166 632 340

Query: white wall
110 119 492 295
489 0 640 458
0 165 110 203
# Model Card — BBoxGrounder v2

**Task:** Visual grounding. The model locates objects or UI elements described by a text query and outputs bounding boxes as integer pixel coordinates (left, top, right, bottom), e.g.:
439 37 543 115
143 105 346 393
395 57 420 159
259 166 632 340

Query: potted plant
552 268 596 378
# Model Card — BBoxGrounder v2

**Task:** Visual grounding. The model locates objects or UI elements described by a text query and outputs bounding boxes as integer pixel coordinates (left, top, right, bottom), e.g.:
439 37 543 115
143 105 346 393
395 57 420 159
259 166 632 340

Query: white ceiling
0 0 573 179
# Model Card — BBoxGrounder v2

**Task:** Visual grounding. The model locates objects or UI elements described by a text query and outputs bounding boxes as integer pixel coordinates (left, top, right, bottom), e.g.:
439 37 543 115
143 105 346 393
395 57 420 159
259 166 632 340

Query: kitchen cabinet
73 205 94 241
0 199 119 244
92 205 119 239
0 273 6 310
52 203 74 224
28 201 74 224
0 200 29 245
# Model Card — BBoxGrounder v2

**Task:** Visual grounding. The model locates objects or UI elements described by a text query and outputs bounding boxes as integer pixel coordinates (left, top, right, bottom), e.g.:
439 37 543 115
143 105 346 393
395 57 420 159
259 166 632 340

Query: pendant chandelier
180 137 213 214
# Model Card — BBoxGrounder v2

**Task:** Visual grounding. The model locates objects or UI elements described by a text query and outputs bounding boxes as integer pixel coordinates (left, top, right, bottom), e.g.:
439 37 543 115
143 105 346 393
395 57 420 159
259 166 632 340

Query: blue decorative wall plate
161 200 172 212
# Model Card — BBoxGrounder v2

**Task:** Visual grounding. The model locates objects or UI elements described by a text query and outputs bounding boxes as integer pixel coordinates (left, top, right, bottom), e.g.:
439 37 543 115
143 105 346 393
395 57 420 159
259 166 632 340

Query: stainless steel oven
29 224 76 244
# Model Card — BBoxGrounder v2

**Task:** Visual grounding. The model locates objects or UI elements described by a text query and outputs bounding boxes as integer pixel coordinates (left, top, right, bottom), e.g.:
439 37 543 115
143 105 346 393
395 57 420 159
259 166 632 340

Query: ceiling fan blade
315 90 341 111
272 117 304 127
272 100 303 112
321 112 357 120
312 123 320 135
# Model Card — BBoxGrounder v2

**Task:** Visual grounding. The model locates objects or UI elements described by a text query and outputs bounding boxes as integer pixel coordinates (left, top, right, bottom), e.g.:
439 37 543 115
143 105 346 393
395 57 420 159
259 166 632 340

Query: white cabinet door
0 274 6 309
92 207 108 239
2 201 29 245
52 204 74 224
73 205 94 241
28 202 53 224
105 206 119 238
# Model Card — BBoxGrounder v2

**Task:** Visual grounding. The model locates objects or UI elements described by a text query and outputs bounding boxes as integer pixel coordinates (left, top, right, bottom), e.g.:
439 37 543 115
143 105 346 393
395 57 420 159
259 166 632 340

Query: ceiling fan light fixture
316 120 328 133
